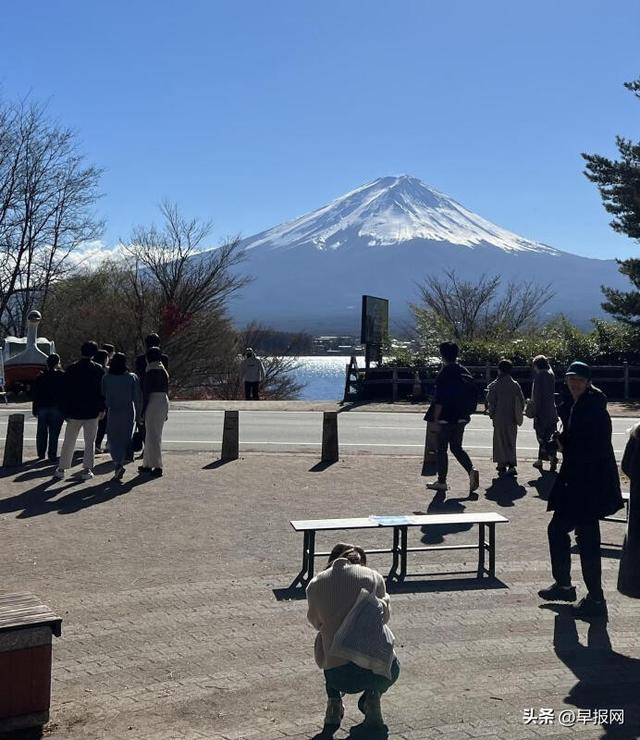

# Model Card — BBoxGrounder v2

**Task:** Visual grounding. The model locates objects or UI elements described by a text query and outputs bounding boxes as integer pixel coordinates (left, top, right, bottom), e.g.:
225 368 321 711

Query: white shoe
323 697 344 726
53 469 64 480
80 469 94 481
363 691 385 727
426 481 448 491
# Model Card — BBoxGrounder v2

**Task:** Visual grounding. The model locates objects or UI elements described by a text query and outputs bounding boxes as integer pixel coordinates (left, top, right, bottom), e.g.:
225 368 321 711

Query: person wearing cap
539 361 623 619
239 348 265 400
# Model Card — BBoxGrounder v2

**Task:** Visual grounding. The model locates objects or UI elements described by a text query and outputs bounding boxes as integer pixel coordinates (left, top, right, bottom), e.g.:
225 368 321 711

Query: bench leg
488 523 496 578
388 527 400 582
289 530 316 589
399 526 408 582
477 523 486 577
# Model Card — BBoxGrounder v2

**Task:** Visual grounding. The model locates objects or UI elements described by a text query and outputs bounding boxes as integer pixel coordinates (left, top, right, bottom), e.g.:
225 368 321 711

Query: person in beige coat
486 359 525 476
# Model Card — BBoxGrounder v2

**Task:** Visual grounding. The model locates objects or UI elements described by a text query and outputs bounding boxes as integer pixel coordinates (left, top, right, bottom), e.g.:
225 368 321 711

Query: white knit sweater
306 558 391 669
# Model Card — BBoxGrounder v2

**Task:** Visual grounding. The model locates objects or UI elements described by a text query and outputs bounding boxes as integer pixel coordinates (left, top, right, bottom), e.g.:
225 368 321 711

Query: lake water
289 355 353 400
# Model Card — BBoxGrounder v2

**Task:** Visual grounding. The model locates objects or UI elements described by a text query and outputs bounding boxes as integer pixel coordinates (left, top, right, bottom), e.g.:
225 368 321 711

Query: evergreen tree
583 78 640 325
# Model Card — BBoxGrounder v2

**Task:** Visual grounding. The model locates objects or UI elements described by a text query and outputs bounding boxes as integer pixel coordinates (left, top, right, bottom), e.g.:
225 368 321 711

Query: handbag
525 398 536 419
131 424 144 452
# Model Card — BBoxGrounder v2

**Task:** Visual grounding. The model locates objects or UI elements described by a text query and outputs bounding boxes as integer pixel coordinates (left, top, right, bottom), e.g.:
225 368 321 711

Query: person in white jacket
306 543 400 733
239 348 265 400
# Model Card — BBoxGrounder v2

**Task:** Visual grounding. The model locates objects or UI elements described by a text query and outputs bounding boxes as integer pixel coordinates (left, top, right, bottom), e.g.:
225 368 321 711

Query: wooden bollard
321 411 339 463
221 410 239 461
3 414 24 467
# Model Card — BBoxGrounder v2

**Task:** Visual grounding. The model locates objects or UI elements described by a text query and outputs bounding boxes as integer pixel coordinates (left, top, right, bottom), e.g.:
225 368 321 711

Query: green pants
324 659 400 699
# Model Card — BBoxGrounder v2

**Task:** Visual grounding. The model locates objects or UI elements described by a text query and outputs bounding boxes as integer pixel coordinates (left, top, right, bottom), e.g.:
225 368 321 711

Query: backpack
459 374 480 417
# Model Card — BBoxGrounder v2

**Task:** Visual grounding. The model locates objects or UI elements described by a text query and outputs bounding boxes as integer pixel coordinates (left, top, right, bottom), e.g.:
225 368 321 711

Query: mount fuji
227 175 627 333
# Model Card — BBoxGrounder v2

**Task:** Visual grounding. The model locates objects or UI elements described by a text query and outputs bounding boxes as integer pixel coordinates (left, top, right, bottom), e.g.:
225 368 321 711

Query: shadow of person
484 475 527 508
414 495 471 545
0 477 76 517
542 604 640 738
528 470 557 502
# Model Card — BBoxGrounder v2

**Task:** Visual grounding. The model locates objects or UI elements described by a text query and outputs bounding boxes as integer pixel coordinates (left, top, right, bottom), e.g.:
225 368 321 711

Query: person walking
54 341 106 481
486 359 525 477
425 341 480 496
530 355 559 472
306 543 400 733
32 353 65 463
139 347 169 477
538 361 623 619
239 348 265 400
93 349 109 453
101 353 143 480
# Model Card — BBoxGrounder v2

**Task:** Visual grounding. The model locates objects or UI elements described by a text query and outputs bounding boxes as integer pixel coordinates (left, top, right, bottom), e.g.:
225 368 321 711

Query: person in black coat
53 341 106 481
539 361 623 619
618 425 640 598
32 353 65 462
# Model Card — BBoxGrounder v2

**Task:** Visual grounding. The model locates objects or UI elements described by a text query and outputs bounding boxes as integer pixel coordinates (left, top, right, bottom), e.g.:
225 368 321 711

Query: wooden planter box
0 593 62 733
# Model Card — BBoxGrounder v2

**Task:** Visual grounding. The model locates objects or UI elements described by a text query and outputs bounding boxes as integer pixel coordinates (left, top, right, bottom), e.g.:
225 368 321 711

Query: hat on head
565 361 591 380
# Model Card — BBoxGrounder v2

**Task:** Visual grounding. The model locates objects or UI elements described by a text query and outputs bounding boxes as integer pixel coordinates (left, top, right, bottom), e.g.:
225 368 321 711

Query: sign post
360 295 389 369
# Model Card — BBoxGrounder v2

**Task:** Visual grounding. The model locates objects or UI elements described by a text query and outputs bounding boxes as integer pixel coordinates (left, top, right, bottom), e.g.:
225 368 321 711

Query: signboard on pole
360 295 389 345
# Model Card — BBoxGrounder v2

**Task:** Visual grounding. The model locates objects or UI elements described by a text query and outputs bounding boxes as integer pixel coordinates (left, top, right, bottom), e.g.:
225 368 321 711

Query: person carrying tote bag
139 347 169 478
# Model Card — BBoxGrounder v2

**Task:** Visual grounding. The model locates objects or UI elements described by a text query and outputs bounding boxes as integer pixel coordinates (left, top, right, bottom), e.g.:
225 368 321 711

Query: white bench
289 512 508 588
603 491 630 524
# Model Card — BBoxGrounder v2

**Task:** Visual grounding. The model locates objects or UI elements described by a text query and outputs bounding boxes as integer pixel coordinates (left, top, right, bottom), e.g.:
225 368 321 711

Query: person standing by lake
139 347 169 477
539 361 623 619
486 359 525 477
102 352 142 480
530 355 559 472
239 347 266 400
32 353 65 463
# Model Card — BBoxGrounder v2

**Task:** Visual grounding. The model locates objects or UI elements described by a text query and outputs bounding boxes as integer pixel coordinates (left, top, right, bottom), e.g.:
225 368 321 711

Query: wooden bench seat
289 512 508 588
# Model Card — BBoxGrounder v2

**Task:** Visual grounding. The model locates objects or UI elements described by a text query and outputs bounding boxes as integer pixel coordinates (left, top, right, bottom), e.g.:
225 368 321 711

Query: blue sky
1 0 638 258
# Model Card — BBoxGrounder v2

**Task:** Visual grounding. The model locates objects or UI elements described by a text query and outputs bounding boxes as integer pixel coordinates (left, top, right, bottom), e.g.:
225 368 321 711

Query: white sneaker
363 691 385 727
323 697 344 726
426 481 448 491
53 469 64 480
80 469 94 481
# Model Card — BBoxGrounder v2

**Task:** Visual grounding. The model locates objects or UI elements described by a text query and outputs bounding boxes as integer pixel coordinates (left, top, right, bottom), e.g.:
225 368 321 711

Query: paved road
1 408 637 458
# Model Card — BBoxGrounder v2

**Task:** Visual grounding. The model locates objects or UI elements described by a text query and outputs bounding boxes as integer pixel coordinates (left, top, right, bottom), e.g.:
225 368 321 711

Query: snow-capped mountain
246 175 560 255
226 176 627 333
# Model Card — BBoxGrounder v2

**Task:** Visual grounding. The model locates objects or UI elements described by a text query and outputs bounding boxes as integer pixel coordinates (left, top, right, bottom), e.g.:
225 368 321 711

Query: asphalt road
0 408 637 458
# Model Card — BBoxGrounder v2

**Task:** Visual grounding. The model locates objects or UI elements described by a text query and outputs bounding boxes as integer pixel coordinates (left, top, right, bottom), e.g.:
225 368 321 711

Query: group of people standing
32 334 170 481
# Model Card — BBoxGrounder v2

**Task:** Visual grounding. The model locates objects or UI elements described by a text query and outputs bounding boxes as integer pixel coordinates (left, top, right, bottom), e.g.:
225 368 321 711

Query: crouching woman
306 543 400 734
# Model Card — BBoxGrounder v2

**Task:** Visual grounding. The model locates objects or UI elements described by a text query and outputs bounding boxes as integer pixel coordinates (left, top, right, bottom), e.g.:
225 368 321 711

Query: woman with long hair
139 346 169 477
101 352 142 479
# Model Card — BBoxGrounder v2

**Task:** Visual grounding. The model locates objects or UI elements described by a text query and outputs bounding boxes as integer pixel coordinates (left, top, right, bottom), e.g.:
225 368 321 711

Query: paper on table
369 515 414 526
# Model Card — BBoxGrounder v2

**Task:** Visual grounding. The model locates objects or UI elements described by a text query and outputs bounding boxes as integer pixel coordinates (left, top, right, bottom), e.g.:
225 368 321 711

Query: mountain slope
226 176 627 332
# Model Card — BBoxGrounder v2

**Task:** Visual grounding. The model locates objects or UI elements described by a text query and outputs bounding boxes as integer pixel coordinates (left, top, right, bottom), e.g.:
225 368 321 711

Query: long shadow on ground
542 604 640 739
484 474 527 507
528 471 557 502
0 471 149 519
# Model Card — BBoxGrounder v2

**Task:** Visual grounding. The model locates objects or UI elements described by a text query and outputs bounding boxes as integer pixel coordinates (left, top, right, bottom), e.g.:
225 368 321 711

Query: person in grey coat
530 355 559 472
101 353 142 480
486 359 525 476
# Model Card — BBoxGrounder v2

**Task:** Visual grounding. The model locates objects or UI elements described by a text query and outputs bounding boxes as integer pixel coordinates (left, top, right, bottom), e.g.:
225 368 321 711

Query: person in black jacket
425 342 480 497
138 347 169 477
53 341 106 482
539 361 623 619
32 353 65 462
135 333 169 380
